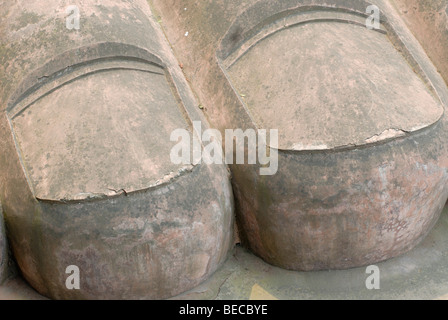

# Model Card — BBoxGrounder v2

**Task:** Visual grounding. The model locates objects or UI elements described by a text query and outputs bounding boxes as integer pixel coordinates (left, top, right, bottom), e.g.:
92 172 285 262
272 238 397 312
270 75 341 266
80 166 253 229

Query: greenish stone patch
12 11 42 31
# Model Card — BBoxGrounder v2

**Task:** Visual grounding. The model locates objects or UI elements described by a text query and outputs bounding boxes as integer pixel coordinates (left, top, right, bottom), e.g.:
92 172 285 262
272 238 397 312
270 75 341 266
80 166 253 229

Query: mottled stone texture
392 0 448 85
0 203 7 284
151 0 448 270
0 1 234 299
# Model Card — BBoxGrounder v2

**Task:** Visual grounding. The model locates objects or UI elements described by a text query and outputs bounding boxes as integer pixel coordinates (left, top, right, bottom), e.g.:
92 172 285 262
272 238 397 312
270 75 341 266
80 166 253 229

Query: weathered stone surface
392 0 448 85
12 63 190 201
0 1 234 299
151 0 448 270
0 203 7 284
226 18 442 150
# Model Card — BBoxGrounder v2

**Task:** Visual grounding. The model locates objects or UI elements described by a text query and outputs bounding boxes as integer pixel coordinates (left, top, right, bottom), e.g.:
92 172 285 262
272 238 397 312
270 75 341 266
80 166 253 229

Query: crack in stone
365 128 407 144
